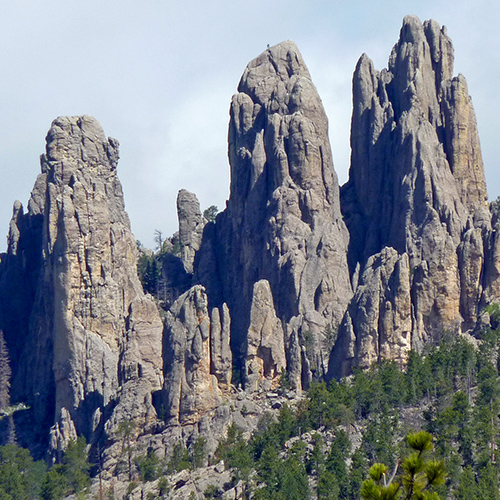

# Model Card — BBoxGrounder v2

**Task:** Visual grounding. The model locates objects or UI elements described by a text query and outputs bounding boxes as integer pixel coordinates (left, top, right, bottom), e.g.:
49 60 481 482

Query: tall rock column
0 116 163 447
332 16 490 377
177 189 205 274
199 42 352 389
162 285 231 424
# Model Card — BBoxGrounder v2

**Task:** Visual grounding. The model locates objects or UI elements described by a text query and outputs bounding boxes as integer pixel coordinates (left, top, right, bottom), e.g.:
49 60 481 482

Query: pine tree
0 332 11 412
360 431 446 500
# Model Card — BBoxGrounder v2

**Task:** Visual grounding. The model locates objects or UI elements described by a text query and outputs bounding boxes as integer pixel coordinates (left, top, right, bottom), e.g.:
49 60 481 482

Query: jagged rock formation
0 16 499 481
210 303 232 392
331 16 492 377
0 116 163 452
156 190 205 310
197 41 352 390
177 189 205 274
246 280 286 392
162 285 231 424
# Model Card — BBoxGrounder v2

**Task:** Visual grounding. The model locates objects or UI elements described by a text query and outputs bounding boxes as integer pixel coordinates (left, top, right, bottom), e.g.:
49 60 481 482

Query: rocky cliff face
0 15 498 474
0 116 163 452
197 41 352 390
162 285 231 424
331 16 493 377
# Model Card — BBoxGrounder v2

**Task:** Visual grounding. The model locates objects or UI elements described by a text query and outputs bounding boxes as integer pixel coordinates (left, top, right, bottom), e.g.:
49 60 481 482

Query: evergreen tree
349 448 368 500
60 437 91 494
0 444 46 499
476 462 500 500
360 431 446 500
455 466 479 500
325 430 350 498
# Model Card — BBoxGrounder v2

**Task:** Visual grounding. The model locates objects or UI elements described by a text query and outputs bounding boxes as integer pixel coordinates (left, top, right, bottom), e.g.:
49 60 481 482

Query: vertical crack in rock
196 41 352 390
332 16 491 378
162 285 231 424
0 116 163 452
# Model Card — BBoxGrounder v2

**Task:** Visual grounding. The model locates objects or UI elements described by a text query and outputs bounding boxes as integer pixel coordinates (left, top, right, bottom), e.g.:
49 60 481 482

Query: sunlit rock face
331 16 491 378
1 15 500 462
162 285 231 424
197 41 352 390
0 116 163 449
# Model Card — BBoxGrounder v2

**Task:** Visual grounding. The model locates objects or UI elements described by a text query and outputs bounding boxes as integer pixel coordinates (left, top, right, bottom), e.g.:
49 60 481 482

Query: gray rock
246 280 286 392
0 116 164 449
177 189 205 274
197 41 352 390
163 285 227 424
330 248 412 378
49 408 77 462
210 303 232 392
334 16 490 374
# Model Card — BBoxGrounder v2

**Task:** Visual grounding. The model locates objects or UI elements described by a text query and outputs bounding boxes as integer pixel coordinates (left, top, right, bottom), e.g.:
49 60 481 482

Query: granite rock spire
331 16 491 377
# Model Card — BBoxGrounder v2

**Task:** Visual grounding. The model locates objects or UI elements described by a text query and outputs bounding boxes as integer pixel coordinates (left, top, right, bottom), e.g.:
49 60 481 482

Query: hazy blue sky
1 1 498 249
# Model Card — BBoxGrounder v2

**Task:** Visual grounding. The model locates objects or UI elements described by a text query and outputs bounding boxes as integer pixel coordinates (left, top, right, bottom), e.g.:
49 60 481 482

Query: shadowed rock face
197 41 352 389
0 116 163 450
331 16 491 377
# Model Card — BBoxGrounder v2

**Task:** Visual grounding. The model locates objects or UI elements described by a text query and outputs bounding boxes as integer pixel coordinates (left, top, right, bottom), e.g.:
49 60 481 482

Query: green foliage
278 368 291 394
0 444 46 499
125 481 138 499
40 467 67 500
325 430 350 498
60 437 91 493
167 442 191 474
349 448 368 499
136 448 162 482
455 465 479 500
254 441 310 500
157 476 170 496
190 437 207 469
138 252 161 296
317 469 340 499
360 431 445 500
216 423 253 487
115 420 137 479
237 330 500 498
11 326 500 499
203 205 219 222
204 484 223 498
40 438 91 499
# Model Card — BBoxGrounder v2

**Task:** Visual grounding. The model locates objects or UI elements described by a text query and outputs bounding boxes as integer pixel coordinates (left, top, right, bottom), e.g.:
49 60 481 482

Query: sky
1 1 499 250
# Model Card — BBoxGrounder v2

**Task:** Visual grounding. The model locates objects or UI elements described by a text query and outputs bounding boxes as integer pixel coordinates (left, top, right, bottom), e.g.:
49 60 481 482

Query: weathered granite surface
163 285 231 424
177 189 205 274
197 41 352 390
331 16 492 377
0 116 163 451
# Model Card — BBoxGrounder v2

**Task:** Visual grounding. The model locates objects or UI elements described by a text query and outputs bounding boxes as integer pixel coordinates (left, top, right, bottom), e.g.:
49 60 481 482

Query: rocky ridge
196 40 352 392
331 15 495 377
0 15 497 495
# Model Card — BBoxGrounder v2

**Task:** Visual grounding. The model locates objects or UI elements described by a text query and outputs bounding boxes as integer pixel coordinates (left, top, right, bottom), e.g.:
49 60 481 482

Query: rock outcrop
1 16 499 475
177 189 205 274
331 16 492 377
246 280 286 392
162 285 231 424
197 41 352 390
0 116 163 450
